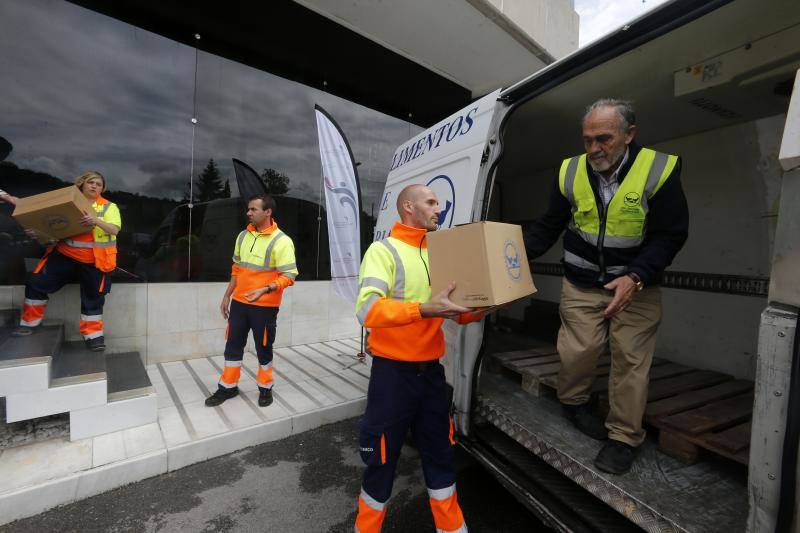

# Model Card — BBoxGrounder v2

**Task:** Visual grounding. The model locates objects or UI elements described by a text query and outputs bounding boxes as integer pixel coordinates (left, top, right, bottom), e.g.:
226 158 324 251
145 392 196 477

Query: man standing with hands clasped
205 195 298 408
523 99 689 474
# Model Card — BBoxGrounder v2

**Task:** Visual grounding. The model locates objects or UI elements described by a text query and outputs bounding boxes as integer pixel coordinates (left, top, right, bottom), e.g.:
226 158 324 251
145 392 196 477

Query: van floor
475 330 748 532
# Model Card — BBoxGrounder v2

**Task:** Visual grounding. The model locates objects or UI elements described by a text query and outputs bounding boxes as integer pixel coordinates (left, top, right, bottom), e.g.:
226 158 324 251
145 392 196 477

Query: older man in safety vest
523 99 689 474
205 194 298 408
353 184 492 533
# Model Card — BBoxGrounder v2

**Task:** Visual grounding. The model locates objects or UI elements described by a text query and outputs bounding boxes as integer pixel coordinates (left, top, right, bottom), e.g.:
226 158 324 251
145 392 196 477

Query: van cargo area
470 0 800 530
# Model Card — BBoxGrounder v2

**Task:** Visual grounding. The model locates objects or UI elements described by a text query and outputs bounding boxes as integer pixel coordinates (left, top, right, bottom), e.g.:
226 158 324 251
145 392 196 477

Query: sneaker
258 388 273 407
85 336 106 351
562 403 608 440
595 440 636 475
205 388 239 407
11 326 36 337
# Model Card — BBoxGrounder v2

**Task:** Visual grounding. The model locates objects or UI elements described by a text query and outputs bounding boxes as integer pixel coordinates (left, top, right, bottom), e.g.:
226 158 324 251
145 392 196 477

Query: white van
373 0 800 531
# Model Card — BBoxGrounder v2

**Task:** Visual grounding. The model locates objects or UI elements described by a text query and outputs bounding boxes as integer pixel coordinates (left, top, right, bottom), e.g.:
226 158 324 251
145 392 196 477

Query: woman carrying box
13 171 121 351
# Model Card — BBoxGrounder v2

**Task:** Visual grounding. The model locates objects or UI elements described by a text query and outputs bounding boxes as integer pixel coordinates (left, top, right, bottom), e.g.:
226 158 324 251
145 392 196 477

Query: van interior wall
493 113 787 380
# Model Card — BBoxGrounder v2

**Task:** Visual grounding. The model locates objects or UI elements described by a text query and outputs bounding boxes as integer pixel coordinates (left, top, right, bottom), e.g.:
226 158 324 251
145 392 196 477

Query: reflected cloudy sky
0 0 421 212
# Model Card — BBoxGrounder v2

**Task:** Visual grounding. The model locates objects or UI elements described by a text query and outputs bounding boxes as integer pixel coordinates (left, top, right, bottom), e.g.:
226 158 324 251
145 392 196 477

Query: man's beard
588 145 626 172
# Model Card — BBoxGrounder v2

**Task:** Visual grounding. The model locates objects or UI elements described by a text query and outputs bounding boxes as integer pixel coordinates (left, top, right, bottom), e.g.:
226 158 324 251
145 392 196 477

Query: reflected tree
182 158 231 202
260 168 290 196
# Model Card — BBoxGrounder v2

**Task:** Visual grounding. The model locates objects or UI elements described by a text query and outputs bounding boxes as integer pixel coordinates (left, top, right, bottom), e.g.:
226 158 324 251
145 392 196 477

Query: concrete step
70 352 156 440
51 341 107 387
4 335 110 422
106 352 153 402
0 325 63 396
4 377 107 423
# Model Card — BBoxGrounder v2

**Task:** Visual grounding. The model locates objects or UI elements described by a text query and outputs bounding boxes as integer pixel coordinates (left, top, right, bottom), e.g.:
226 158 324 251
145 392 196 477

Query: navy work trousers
358 356 456 503
26 249 110 317
220 299 278 392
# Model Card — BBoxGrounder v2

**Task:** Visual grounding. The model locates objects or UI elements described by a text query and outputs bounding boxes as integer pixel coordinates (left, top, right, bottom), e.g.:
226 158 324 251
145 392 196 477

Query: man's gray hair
583 98 636 132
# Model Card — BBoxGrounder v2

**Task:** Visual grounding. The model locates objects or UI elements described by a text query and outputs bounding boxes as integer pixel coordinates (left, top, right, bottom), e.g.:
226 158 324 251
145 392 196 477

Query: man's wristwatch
627 272 644 291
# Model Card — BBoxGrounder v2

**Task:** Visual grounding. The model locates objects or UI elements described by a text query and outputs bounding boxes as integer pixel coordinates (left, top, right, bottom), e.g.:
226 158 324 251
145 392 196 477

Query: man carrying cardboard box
352 184 489 533
13 172 121 352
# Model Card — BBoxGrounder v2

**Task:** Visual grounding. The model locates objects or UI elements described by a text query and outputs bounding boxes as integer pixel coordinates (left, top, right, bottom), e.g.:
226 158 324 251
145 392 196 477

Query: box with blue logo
427 221 536 307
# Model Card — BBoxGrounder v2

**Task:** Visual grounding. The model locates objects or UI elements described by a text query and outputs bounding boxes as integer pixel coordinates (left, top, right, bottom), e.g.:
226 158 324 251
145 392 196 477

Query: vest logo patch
624 192 641 207
504 240 522 281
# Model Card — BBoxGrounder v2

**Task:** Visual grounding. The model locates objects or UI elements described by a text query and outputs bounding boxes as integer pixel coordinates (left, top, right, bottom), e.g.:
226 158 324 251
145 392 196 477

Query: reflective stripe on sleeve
356 293 380 325
380 239 405 300
360 276 389 295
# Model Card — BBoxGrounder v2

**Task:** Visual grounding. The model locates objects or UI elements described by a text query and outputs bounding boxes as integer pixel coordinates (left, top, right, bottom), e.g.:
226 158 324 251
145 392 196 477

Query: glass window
0 0 420 285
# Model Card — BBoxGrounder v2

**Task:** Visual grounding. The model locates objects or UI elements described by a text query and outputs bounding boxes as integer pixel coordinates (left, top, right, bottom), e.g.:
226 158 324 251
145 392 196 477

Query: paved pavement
0 417 547 532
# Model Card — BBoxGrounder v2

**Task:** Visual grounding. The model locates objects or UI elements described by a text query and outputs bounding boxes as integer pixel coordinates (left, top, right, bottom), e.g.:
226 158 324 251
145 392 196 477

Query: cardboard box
12 186 93 242
427 221 536 307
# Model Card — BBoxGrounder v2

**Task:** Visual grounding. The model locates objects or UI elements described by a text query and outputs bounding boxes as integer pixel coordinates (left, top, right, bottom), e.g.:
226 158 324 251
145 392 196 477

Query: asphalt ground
1 417 548 532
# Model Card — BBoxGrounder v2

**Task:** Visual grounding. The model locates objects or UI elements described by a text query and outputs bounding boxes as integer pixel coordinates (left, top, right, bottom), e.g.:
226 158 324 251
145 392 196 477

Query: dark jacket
522 143 689 288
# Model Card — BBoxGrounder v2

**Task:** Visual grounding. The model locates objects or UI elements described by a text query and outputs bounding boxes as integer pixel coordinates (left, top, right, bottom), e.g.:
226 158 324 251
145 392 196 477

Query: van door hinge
480 145 492 165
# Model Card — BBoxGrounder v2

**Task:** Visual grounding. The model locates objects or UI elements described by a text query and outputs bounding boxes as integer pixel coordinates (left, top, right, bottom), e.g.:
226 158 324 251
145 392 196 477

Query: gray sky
575 0 671 47
0 0 418 211
1 0 672 210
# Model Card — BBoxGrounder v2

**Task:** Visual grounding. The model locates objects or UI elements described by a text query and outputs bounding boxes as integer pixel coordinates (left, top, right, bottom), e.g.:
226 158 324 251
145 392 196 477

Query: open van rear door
374 89 502 239
375 89 503 431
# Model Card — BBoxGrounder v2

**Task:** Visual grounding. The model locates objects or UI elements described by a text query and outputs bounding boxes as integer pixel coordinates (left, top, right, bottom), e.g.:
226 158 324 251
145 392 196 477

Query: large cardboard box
427 221 536 307
12 186 93 241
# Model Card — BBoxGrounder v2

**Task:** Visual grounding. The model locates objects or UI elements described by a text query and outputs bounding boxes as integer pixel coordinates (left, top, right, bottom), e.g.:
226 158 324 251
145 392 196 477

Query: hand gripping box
427 221 536 307
12 186 93 241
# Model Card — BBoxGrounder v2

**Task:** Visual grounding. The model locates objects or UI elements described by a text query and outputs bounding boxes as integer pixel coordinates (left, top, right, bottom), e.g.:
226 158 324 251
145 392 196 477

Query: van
373 0 800 530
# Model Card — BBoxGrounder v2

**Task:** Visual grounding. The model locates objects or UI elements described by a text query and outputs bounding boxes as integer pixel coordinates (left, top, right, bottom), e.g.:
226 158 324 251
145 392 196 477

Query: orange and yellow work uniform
353 221 480 533
216 221 298 393
20 195 120 341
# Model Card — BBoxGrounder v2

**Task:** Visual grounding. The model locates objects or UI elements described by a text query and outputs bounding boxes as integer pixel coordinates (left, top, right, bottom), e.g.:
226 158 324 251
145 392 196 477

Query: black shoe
85 336 106 351
595 440 636 475
258 389 273 407
205 388 239 407
11 326 36 337
562 403 608 440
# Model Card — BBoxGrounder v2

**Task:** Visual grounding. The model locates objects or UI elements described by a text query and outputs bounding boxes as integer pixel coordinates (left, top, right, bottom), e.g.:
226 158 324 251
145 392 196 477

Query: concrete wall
485 0 579 59
0 281 360 366
495 114 787 379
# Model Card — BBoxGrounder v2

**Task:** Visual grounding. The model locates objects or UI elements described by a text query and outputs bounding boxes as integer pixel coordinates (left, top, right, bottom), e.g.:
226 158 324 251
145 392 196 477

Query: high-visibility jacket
231 221 298 307
355 222 481 362
559 147 678 279
56 196 120 273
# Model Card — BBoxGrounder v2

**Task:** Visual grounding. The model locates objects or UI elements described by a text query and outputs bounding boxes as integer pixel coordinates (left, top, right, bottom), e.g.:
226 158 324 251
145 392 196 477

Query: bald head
396 184 429 215
396 184 440 231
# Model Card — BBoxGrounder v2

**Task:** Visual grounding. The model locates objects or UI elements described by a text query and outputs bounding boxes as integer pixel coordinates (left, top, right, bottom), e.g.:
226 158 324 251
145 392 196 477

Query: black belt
372 355 440 374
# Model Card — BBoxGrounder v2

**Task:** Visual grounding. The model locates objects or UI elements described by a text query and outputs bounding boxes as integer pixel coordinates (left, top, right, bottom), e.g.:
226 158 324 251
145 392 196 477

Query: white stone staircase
0 312 157 441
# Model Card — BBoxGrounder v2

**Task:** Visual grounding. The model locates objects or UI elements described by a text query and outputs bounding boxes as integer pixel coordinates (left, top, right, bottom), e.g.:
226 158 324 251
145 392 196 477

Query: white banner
315 105 361 303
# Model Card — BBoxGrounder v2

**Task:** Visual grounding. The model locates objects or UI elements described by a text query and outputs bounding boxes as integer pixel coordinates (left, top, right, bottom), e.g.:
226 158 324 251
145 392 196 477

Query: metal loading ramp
475 371 748 533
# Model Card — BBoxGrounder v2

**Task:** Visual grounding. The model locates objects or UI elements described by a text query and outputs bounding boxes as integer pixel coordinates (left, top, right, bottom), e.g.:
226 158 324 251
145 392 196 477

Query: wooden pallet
648 385 754 465
489 346 755 465
489 345 670 398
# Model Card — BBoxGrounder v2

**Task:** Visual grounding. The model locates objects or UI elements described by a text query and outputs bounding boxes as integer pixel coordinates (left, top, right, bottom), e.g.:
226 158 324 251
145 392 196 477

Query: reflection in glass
0 0 421 285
